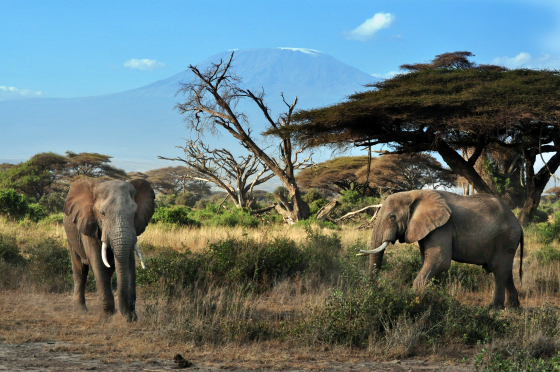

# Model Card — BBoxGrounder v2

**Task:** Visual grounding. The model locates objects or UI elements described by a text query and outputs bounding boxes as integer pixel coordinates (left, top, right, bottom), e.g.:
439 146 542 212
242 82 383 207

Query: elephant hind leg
504 272 520 308
489 259 520 309
70 249 89 312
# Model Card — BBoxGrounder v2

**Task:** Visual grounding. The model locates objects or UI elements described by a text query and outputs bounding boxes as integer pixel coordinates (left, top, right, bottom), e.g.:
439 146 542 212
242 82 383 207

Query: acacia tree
0 152 68 198
295 156 374 195
281 52 560 225
171 53 313 222
64 151 127 180
160 140 274 209
368 153 456 193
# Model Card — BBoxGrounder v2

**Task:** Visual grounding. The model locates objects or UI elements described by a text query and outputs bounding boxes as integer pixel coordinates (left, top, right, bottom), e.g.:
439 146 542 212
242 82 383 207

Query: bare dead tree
160 139 274 209
170 52 314 222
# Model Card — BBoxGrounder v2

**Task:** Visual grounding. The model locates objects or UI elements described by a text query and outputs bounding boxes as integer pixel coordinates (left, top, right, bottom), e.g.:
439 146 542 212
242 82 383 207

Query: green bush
535 246 560 265
307 276 505 348
0 234 26 266
40 212 64 224
534 211 560 244
340 189 363 205
26 238 73 292
308 198 329 215
137 231 342 294
0 189 29 220
442 262 488 292
302 189 324 203
206 210 259 228
27 203 48 222
137 249 203 295
293 217 341 230
474 349 560 372
38 191 67 214
533 209 550 223
151 206 200 226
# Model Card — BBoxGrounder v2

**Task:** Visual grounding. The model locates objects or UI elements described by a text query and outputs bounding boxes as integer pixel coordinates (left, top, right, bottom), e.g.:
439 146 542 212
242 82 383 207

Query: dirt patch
0 342 473 371
0 290 473 371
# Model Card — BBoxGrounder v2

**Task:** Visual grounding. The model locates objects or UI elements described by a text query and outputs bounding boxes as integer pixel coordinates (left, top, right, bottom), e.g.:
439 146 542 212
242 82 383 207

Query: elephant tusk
135 243 146 269
101 242 111 268
357 241 390 256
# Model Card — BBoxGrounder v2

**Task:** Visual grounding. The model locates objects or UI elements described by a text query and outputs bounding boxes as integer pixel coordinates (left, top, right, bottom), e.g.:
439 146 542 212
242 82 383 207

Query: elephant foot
122 311 138 322
73 302 88 314
505 298 520 309
487 303 505 310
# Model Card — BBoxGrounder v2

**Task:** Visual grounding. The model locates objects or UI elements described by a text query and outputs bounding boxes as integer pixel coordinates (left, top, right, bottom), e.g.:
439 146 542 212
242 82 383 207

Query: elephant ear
130 179 155 236
405 190 451 244
64 177 100 237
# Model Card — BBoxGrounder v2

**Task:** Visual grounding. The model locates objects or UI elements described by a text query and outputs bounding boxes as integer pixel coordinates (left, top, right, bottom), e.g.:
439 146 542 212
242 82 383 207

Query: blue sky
2 0 560 100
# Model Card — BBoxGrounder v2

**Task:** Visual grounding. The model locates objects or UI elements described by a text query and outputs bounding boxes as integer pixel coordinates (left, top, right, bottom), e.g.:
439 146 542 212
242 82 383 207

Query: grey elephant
359 190 523 309
63 177 155 321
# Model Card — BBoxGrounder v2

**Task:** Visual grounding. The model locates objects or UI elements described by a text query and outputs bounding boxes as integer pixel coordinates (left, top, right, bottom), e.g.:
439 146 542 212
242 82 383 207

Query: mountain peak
277 47 324 55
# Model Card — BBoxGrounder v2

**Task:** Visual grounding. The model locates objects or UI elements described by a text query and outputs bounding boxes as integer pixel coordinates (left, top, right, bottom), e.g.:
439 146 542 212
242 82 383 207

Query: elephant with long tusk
63 178 155 321
358 189 523 309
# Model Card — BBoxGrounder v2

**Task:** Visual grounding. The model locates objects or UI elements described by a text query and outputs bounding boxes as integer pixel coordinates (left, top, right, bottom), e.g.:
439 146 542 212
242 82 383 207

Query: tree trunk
274 185 309 224
518 151 560 226
436 140 495 195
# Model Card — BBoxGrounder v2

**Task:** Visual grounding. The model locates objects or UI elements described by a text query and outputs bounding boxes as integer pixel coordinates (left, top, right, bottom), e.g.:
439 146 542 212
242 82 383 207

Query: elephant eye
390 215 396 221
100 210 105 216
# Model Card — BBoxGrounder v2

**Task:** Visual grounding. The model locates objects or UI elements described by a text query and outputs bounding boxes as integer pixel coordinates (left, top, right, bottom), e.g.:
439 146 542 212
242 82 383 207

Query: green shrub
308 198 329 215
535 245 560 265
151 206 200 226
534 211 560 244
307 276 505 348
474 349 560 372
443 262 489 292
27 203 48 222
26 238 72 292
137 249 203 295
302 189 324 203
139 236 311 294
0 234 26 266
303 227 344 280
206 210 259 228
384 245 423 286
533 209 550 223
40 212 64 224
38 191 67 214
0 189 29 220
340 189 363 205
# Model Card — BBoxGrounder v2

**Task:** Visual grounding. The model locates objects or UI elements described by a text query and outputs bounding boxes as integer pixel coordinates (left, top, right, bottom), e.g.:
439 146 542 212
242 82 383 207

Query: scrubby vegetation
2 203 560 369
4 184 560 368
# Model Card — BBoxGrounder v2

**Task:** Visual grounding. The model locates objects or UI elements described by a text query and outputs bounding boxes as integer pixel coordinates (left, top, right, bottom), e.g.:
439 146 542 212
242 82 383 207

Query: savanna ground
3 217 560 371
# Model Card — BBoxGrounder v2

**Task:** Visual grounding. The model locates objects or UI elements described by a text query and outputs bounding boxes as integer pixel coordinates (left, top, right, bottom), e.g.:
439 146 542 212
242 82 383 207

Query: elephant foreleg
413 229 452 290
70 249 88 312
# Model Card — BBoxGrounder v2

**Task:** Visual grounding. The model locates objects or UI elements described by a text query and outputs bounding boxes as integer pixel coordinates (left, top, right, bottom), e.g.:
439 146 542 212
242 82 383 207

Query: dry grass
4 217 560 368
138 222 370 253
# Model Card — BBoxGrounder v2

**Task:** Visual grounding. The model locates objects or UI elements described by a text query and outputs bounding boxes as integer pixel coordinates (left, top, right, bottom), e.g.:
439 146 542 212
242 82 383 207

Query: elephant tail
519 230 524 285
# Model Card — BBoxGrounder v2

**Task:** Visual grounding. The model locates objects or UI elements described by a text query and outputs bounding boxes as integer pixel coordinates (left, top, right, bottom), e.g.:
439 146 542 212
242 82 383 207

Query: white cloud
371 71 400 79
0 85 42 101
123 59 165 71
346 13 395 41
492 52 560 69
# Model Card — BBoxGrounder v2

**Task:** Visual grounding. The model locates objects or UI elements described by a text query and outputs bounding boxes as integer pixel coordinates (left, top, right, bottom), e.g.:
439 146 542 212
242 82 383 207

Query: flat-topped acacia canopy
267 52 560 225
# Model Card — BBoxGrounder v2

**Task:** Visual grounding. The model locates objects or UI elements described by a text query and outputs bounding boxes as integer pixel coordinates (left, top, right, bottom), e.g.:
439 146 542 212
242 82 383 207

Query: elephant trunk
109 226 137 322
366 218 398 278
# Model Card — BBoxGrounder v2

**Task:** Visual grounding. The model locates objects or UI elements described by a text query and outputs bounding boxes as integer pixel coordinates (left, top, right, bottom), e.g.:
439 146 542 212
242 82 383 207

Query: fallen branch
316 200 341 221
250 203 278 215
334 204 382 224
